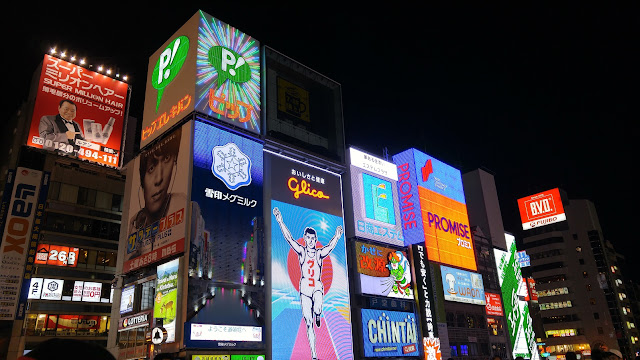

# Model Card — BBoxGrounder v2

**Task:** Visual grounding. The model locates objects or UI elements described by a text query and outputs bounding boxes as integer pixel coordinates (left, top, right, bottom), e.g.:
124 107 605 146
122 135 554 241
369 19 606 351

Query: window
583 271 589 278
572 234 578 240
590 298 596 305
58 184 79 203
594 312 600 320
77 187 97 207
140 280 156 311
451 345 458 357
576 246 582 252
597 327 604 334
586 284 592 291
95 191 112 210
579 259 585 265
460 344 469 356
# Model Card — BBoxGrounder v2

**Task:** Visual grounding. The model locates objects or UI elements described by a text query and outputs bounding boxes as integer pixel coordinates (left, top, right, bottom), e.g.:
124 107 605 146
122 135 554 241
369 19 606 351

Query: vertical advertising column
0 168 43 320
123 125 191 274
494 234 539 360
267 151 353 360
184 120 264 349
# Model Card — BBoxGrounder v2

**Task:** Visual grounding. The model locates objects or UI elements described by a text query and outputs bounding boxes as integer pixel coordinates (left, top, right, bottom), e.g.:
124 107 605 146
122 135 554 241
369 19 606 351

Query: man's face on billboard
58 101 76 121
304 231 317 249
142 153 176 216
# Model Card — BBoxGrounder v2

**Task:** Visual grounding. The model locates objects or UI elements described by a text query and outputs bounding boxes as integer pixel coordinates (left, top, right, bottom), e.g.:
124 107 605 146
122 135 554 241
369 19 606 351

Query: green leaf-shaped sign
152 35 190 112
208 46 251 87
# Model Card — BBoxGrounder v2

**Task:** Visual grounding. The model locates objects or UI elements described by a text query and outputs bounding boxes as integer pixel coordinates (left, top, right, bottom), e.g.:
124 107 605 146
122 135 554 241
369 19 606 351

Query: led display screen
0 168 43 319
349 148 403 246
194 12 261 135
392 149 477 271
34 244 79 267
494 233 539 360
268 152 353 360
360 308 420 357
485 292 503 316
27 54 128 167
185 120 264 349
141 11 261 149
355 241 413 299
154 258 179 343
440 265 486 305
517 188 566 230
123 124 191 273
120 285 136 314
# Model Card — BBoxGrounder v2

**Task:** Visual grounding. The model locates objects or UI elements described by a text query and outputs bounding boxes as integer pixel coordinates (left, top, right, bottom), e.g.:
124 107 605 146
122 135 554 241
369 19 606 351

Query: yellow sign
277 77 310 122
192 356 230 360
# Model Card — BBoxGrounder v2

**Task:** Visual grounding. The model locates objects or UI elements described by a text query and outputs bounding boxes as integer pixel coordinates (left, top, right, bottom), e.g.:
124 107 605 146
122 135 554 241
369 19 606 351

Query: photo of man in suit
38 99 85 153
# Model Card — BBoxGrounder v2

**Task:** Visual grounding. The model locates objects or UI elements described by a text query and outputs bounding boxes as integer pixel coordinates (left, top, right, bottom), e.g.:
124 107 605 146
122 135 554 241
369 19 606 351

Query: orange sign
34 244 79 267
419 187 477 271
517 188 566 230
423 337 442 360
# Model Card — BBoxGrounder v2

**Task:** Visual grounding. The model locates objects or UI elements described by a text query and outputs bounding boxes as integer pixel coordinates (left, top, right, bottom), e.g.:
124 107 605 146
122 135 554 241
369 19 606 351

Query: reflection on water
190 287 263 327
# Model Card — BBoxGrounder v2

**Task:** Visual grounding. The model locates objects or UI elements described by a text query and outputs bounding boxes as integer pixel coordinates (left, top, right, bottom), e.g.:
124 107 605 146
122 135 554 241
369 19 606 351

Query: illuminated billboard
268 152 353 360
120 285 135 314
517 188 566 230
34 244 79 267
154 258 179 343
485 292 503 316
355 241 413 299
184 120 264 349
494 233 539 360
141 11 260 149
349 148 403 246
440 265 486 305
360 308 420 357
392 148 477 271
27 54 128 167
0 167 43 319
123 123 191 274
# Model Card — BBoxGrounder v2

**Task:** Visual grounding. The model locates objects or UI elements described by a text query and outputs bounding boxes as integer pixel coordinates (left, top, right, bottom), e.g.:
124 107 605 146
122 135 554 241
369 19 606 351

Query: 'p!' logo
209 46 251 87
152 35 190 112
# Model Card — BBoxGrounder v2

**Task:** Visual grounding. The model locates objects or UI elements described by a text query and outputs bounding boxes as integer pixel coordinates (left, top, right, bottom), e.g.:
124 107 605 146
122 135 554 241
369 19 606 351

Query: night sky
4 3 638 280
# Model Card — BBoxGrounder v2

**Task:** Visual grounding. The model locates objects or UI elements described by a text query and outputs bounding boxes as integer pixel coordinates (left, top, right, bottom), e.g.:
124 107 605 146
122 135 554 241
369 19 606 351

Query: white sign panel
190 323 262 342
82 282 102 302
41 279 64 300
0 168 43 319
27 278 44 299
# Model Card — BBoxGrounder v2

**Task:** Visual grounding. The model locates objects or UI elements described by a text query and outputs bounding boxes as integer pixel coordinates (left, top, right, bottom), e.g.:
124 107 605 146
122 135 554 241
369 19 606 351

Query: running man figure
273 207 343 360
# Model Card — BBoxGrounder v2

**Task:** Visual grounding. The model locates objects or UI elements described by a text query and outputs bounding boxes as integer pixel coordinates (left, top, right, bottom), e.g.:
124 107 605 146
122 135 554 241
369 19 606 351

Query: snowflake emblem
211 142 252 190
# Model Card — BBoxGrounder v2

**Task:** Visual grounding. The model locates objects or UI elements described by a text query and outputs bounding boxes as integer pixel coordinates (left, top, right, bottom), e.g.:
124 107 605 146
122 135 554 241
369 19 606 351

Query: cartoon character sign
356 242 414 300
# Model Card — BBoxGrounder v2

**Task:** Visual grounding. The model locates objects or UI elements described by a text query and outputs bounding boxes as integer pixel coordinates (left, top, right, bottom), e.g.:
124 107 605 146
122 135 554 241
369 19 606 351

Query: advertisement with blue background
440 265 486 305
391 149 425 245
185 120 264 349
360 308 420 357
349 147 404 247
268 152 353 360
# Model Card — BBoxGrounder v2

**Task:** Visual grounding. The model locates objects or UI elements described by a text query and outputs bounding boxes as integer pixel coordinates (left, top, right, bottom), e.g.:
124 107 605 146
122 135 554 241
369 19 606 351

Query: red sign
485 292 503 316
523 278 538 301
517 188 566 230
34 244 79 267
27 54 128 167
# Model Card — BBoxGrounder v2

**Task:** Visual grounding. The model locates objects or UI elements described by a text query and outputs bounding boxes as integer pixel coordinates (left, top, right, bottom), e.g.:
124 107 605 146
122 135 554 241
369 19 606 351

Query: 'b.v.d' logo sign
211 142 252 190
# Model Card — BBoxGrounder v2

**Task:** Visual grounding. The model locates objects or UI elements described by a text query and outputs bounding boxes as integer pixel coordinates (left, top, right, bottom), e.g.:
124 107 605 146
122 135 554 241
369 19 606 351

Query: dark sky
4 3 638 279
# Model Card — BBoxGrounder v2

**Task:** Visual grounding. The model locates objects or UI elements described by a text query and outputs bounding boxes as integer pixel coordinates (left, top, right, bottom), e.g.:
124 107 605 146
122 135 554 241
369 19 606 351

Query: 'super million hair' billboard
392 149 477 271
